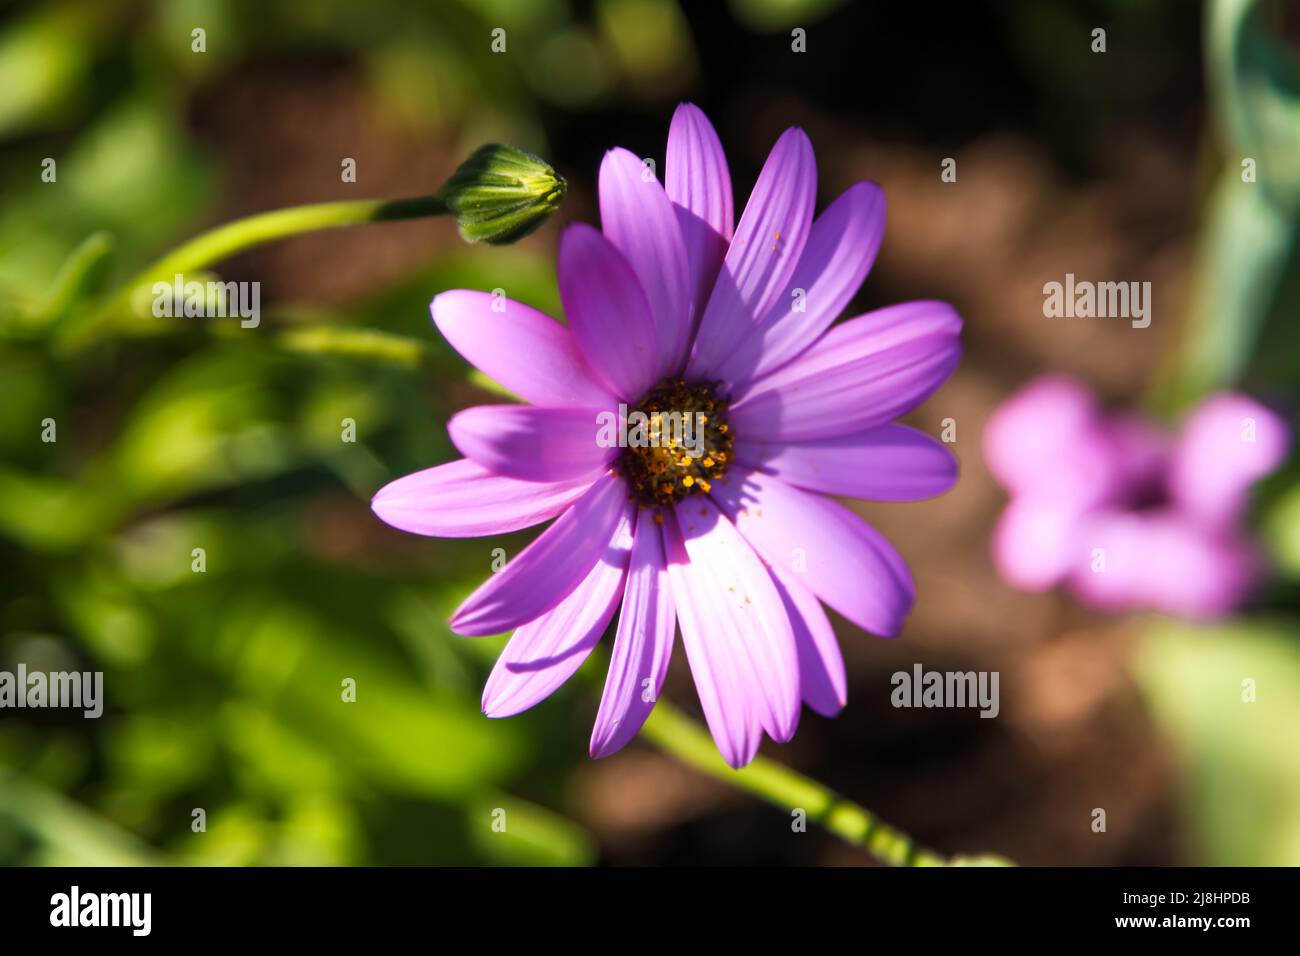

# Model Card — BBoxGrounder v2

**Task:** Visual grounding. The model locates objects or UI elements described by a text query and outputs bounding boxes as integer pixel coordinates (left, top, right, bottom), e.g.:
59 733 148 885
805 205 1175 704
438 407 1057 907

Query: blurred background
2 0 1299 865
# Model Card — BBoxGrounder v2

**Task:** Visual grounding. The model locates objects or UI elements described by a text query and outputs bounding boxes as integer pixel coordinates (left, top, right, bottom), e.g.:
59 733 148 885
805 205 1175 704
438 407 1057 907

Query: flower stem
638 700 1007 866
123 195 447 284
58 195 448 348
275 326 433 369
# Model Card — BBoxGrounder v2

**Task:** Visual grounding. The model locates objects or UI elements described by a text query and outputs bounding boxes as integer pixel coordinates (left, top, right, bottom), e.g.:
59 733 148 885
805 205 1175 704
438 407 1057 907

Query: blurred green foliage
0 0 631 866
1165 0 1300 406
1134 0 1300 868
1138 620 1300 865
1 248 600 863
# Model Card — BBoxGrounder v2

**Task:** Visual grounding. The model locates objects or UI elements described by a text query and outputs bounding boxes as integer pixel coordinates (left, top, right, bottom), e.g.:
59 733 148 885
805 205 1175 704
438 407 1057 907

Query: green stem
639 700 1005 867
59 195 448 348
123 195 447 283
275 326 433 369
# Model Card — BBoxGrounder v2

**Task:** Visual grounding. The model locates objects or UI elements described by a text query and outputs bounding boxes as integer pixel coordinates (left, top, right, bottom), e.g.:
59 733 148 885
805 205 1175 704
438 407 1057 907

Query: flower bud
437 144 566 245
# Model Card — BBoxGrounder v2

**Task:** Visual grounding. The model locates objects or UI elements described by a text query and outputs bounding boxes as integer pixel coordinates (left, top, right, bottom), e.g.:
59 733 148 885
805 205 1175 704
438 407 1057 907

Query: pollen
617 377 734 508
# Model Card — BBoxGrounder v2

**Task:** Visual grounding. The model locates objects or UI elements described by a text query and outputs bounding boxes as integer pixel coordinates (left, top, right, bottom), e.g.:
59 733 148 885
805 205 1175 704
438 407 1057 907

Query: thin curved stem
121 195 447 286
59 195 447 348
638 699 1009 866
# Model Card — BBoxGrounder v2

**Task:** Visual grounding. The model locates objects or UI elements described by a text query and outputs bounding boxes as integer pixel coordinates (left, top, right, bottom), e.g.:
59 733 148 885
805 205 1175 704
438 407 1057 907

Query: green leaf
466 793 596 866
1136 618 1300 864
1210 0 1300 211
0 769 164 866
1158 0 1300 408
1161 173 1295 407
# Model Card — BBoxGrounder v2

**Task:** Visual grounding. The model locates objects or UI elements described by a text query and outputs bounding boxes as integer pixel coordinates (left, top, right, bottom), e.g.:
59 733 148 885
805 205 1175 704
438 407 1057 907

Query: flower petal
448 404 614 482
714 181 886 387
450 471 630 636
688 127 817 378
431 290 615 408
665 103 734 325
983 375 1122 505
770 566 845 717
600 148 693 375
735 423 957 501
1169 393 1289 531
710 467 915 638
482 507 634 717
669 497 800 750
590 510 676 758
558 223 662 402
991 497 1082 591
661 512 758 768
1068 509 1262 619
371 458 595 537
728 300 962 441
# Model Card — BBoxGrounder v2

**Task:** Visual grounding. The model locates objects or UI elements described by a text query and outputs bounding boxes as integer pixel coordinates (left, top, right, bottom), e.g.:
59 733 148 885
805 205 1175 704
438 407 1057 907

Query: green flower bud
437 144 566 245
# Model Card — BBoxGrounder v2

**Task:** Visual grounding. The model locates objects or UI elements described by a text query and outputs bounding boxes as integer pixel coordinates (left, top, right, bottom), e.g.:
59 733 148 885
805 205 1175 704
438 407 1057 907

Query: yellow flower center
618 378 733 508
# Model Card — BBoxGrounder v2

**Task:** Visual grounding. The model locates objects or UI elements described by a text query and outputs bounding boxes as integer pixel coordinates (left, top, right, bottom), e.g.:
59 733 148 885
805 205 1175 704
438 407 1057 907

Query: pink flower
984 375 1289 619
372 104 962 767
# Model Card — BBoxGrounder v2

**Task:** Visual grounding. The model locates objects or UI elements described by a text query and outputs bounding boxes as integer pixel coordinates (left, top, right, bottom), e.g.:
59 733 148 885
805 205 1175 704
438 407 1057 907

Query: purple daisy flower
984 375 1289 619
373 104 962 767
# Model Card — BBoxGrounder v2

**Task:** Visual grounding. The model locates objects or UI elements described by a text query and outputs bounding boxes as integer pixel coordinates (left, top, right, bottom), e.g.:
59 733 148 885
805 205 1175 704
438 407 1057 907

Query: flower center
617 378 733 508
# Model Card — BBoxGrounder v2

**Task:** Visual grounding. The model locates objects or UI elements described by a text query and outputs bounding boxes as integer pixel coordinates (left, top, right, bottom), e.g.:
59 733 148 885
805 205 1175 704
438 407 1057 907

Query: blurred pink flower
984 376 1289 619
